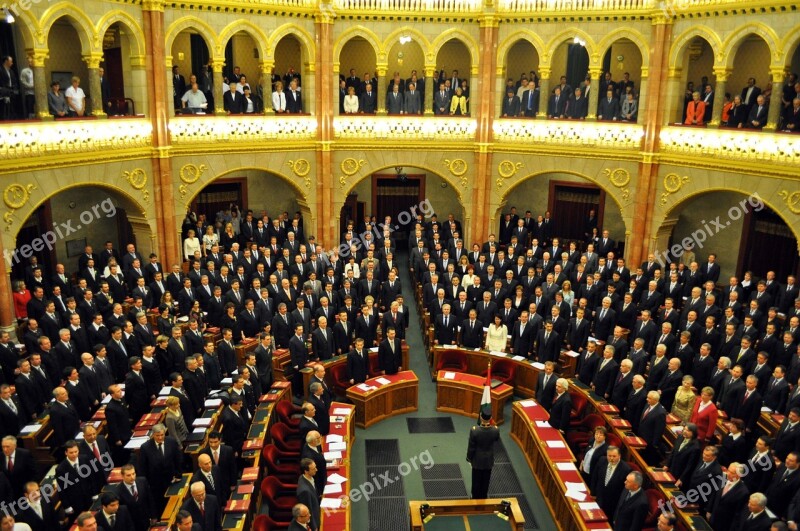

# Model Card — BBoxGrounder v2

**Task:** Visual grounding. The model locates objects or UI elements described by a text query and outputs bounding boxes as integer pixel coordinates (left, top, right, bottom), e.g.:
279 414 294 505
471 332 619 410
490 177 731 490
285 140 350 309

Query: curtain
191 34 210 80
566 44 589 90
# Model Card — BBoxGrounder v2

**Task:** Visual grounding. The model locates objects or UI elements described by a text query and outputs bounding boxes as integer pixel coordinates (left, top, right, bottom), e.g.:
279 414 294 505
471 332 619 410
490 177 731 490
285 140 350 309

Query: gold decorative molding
178 164 207 199
334 117 476 142
287 159 312 190
603 168 631 202
339 158 366 190
660 173 690 205
778 190 800 215
443 158 469 188
3 183 36 229
498 160 523 179
123 168 149 203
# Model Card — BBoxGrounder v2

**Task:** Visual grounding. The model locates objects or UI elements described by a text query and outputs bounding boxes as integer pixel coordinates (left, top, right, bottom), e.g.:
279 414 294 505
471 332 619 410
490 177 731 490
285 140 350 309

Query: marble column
212 59 225 115
708 67 729 128
83 53 106 117
765 67 786 131
0 251 14 337
31 50 50 120
260 60 274 115
424 66 435 116
376 64 387 115
587 68 601 120
536 68 550 118
315 7 335 244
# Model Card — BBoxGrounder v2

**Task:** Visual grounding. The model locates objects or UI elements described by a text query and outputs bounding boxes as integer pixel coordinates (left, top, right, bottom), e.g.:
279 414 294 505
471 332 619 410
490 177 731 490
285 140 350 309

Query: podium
346 370 419 428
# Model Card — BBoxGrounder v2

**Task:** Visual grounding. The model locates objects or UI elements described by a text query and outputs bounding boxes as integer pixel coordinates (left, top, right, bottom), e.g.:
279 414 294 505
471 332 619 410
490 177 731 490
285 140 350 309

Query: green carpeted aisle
345 251 559 530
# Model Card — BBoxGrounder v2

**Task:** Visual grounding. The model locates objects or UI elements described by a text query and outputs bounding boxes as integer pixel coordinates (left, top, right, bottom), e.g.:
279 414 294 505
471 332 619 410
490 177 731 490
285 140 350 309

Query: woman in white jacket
183 229 201 261
343 86 359 114
272 81 287 113
484 314 508 352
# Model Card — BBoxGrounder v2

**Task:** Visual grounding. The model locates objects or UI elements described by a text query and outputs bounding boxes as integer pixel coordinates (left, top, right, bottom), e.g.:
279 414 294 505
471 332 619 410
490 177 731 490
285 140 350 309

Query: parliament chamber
0 0 800 529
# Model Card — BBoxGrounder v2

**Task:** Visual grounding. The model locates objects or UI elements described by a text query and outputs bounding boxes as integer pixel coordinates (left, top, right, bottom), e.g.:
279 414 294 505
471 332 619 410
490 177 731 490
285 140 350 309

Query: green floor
346 253 558 530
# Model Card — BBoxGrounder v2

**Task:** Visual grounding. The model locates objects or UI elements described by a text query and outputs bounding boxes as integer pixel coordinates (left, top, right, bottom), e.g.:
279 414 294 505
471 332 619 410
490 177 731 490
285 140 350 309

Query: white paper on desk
326 434 344 443
556 462 577 471
220 377 233 385
374 377 391 385
546 440 566 448
324 451 342 460
124 437 149 449
761 406 773 412
531 362 545 370
320 498 342 509
356 383 372 392
475 348 482 352
193 418 213 427
489 350 506 357
204 399 222 407
444 344 458 349
158 386 171 396
565 489 587 501
20 424 40 434
443 372 456 379
192 427 206 434
332 407 351 415
670 425 683 435
327 472 347 484
369 347 379 352
535 420 551 428
565 350 580 358
510 355 524 361
517 400 537 408
328 441 347 451
578 502 600 510
101 394 112 404
323 483 343 495
565 481 587 492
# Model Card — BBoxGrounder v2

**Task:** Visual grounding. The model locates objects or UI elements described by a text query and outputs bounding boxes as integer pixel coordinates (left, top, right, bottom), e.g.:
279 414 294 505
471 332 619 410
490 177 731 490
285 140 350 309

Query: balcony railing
169 115 318 146
659 126 800 167
334 116 477 141
331 0 482 13
497 0 654 13
0 118 152 162
493 119 644 151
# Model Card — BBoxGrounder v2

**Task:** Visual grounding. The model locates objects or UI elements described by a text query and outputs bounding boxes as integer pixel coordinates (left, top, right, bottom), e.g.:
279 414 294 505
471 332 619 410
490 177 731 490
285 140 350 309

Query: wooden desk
346 370 419 428
509 401 610 531
431 347 540 398
319 402 355 531
409 498 525 531
301 346 411 396
436 371 513 425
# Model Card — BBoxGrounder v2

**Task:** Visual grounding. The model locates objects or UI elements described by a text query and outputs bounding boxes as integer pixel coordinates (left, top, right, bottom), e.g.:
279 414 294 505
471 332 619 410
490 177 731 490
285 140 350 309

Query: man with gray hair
181 481 222 531
138 423 182 512
289 503 313 530
613 471 648 530
734 492 771 529
308 382 330 436
637 391 666 465
301 430 326 498
707 462 749 529
549 378 572 433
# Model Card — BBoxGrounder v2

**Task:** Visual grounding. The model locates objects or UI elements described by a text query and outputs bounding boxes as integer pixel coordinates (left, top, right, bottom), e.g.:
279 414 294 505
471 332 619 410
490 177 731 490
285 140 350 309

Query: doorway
372 174 425 244
739 207 799 279
191 178 248 222
548 182 604 244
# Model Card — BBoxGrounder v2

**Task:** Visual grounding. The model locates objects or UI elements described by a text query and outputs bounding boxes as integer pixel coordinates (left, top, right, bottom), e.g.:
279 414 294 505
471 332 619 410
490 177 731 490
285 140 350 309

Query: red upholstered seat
569 390 588 426
270 422 302 454
253 513 291 531
642 488 667 530
262 444 300 482
260 476 299 513
275 400 301 429
565 413 605 450
480 358 516 385
330 362 351 397
437 350 468 373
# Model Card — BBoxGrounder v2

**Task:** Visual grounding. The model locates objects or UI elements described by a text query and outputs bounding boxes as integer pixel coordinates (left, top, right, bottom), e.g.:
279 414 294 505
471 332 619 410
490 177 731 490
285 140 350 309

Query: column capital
211 59 226 71
588 68 603 79
640 67 649 79
259 60 275 72
770 67 788 81
315 1 336 24
141 0 165 11
129 55 146 68
712 67 731 82
27 49 49 67
667 67 682 79
376 65 388 78
82 53 104 69
479 15 499 28
424 66 436 79
538 68 551 80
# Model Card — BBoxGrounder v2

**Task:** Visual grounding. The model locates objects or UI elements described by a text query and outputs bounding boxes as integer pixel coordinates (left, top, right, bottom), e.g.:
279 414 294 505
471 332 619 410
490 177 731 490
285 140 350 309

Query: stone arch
12 9 39 50
264 23 316 61
383 27 432 62
431 29 479 67
722 23 781 70
546 28 597 66
40 2 97 55
164 17 218 58
781 25 800 68
668 27 723 72
597 28 650 71
498 31 547 69
183 166 308 209
96 10 145 57
218 22 267 65
657 188 800 244
334 26 383 64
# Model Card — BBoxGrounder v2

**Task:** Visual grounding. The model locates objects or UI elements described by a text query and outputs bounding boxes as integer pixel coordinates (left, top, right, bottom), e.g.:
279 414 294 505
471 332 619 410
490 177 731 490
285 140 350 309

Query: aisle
347 250 558 530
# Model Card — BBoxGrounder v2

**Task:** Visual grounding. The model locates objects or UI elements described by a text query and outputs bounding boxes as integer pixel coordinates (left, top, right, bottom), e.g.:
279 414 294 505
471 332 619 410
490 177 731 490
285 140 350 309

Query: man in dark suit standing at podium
378 327 402 375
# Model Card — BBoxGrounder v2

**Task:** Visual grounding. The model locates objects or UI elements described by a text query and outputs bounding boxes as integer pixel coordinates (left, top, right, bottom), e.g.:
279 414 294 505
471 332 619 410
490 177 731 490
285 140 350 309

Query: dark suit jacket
181 494 222 531
668 437 701 486
549 392 572 432
55 456 104 513
300 443 328 498
708 478 749 529
346 349 369 384
137 436 183 494
535 373 557 410
0 447 35 495
95 505 137 531
296 477 320 531
17 496 59 531
116 477 156 531
730 510 773 531
223 91 243 113
637 403 667 448
191 466 227 501
535 329 561 363
48 400 81 447
378 338 402 375
613 489 648 531
220 406 247 453
589 457 631 519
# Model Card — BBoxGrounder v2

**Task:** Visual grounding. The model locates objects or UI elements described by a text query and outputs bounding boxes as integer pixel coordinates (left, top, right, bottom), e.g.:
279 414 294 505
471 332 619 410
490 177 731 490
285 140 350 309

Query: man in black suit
220 397 247 456
175 510 203 531
311 316 336 361
116 464 157 531
297 459 321 531
1 436 36 496
549 379 572 433
763 365 790 414
665 423 702 487
378 327 402 375
507 311 533 358
535 320 561 363
289 323 307 397
181 482 222 531
610 359 634 409
459 310 483 349
55 440 104 515
137 424 183 512
657 357 683 409
637 391 667 464
300 430 327 499
199 432 237 500
547 87 566 118
745 94 769 128
589 446 631 520
285 79 303 113
191 453 227 501
17 482 59 531
95 491 137 531
613 471 648 531
576 341 600 385
308 381 330 436
48 386 81 451
346 338 369 385
565 307 590 354
535 362 557 411
765 451 800 519
730 492 773 531
679 445 723 513
591 345 619 399
223 83 242 114
77 424 111 473
774 408 800 461
623 375 648 432
0 385 25 437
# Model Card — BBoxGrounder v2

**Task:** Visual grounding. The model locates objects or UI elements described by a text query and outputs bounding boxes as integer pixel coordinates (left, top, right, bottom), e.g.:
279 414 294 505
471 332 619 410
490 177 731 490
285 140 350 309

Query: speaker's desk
345 370 419 428
435 371 513 425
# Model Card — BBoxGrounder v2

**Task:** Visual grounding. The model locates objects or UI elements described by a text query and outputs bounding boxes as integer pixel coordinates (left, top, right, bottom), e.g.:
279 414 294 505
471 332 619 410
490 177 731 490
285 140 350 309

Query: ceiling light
399 35 411 45
4 9 15 23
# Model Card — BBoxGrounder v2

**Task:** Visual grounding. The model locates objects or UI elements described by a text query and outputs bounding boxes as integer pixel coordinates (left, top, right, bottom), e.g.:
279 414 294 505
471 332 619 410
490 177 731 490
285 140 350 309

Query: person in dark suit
137 425 183 512
501 88 520 117
679 445 723 513
311 317 336 361
0 438 35 497
774 408 800 461
17 482 60 531
613 471 648 531
48 386 81 450
434 306 458 346
191 453 227 501
535 362 558 410
730 492 773 531
300 430 327 498
765 451 800 519
510 311 536 358
0 384 25 437
549 379 572 433
623 376 648 432
378 328 402 375
610 359 635 409
745 95 768 128
637 391 667 464
223 83 243 114
460 311 484 349
589 446 631 520
116 464 157 531
199 432 237 500
657 358 683 409
577 342 600 385
467 406 500 499
95 491 137 531
289 323 307 397
591 346 619 399
181 482 222 531
665 423 702 487
297 458 321 531
346 338 369 385
308 382 330 436
707 461 750 529
175 510 203 531
220 397 247 456
535 320 561 363
55 441 105 515
763 365 790 414
521 85 540 117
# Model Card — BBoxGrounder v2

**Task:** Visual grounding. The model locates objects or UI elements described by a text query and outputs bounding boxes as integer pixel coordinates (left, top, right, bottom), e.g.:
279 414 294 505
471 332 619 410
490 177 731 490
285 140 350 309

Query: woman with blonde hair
202 225 218 255
183 229 201 262
13 280 30 321
220 222 237 252
164 395 189 444
560 280 575 308
671 374 697 423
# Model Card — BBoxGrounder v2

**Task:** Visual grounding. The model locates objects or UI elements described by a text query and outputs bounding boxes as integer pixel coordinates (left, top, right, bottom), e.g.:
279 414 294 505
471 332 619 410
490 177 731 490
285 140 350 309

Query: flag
479 359 492 424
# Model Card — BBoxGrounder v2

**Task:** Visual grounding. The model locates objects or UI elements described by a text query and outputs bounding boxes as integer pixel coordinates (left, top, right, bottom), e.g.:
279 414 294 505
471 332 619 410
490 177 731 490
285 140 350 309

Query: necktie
213 450 219 464
158 443 164 456
642 406 651 419
131 483 138 500
110 514 115 527
92 442 100 460
600 309 606 320
604 464 614 485
200 502 205 516
6 399 16 414
6 456 12 471
208 473 215 489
